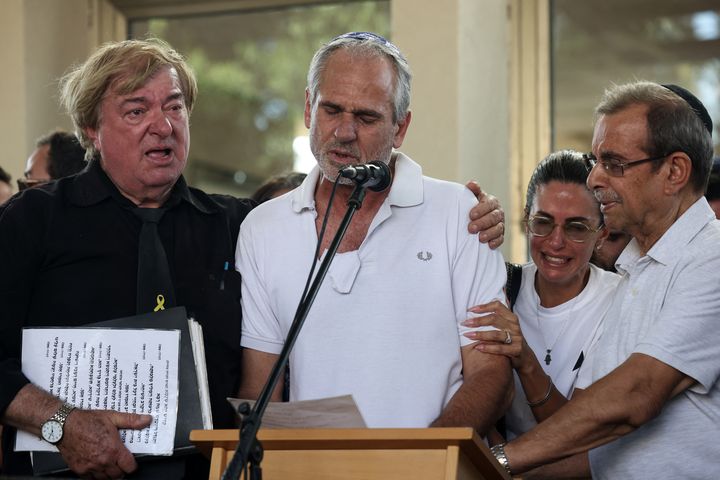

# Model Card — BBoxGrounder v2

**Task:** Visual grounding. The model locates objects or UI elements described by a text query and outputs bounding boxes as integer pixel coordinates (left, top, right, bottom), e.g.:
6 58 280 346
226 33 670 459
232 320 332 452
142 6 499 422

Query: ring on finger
504 329 512 344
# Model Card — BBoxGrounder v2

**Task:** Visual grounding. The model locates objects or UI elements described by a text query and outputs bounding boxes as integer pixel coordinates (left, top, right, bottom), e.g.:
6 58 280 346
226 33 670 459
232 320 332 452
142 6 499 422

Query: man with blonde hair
0 38 254 478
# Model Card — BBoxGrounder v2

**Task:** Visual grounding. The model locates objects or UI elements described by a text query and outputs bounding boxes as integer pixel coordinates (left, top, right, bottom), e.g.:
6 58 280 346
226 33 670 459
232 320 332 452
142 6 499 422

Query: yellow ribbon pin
154 294 165 312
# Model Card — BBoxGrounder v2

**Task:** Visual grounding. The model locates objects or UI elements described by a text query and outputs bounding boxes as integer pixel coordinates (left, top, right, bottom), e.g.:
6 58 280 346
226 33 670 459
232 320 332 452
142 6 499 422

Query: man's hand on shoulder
466 181 505 249
59 409 152 479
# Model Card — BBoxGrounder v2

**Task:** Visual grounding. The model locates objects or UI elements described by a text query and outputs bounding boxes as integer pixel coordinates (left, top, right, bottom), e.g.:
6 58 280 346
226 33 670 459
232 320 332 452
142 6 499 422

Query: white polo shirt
237 152 506 427
576 197 720 479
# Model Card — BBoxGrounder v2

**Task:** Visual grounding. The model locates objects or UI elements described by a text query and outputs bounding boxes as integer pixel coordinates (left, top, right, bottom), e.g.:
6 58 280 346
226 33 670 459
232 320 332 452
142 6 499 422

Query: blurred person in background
18 130 87 191
251 171 306 204
590 229 631 272
0 167 12 205
704 157 720 219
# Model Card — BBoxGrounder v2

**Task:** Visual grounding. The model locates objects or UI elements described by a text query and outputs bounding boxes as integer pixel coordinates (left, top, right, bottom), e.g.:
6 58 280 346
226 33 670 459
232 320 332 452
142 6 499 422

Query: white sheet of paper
17 328 180 455
227 395 366 429
188 318 213 429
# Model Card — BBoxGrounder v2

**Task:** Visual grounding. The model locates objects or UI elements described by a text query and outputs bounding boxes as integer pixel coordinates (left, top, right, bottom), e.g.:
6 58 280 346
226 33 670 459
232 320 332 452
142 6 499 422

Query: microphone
338 161 392 192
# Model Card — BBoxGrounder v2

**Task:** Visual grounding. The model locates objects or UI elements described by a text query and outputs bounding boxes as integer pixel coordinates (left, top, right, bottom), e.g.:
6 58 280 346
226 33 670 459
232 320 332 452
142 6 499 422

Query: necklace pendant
544 349 552 365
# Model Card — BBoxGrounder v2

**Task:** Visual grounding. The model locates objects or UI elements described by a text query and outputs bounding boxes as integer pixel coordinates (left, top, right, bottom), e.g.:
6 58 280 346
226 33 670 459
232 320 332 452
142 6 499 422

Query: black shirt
0 160 254 474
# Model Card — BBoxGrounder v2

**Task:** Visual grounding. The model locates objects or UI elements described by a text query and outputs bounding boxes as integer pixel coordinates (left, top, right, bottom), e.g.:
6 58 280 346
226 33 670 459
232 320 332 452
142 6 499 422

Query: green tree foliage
132 1 389 195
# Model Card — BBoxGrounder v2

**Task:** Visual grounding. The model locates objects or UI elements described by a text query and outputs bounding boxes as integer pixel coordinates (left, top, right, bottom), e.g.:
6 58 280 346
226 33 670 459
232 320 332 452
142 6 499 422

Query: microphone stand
222 183 370 480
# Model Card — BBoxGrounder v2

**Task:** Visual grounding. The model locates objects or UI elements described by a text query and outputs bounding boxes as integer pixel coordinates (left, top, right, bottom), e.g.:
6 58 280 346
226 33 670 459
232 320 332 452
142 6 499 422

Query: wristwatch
490 443 512 476
40 402 75 445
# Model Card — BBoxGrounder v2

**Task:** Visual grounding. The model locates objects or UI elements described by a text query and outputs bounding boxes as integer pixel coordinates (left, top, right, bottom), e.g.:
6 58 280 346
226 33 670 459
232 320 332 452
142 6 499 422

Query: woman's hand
462 300 532 372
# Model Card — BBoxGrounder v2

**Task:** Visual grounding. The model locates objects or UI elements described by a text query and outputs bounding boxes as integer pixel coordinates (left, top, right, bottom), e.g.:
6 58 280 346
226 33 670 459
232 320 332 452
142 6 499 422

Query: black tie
133 208 176 313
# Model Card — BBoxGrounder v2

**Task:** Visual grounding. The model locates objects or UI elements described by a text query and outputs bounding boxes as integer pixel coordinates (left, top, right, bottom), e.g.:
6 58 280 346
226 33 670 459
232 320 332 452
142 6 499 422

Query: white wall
0 0 125 186
393 0 514 258
0 0 28 184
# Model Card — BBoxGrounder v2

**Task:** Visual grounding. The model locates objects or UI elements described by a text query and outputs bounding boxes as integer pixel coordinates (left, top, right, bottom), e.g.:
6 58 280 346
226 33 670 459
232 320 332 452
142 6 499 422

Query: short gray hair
306 32 411 123
595 81 714 193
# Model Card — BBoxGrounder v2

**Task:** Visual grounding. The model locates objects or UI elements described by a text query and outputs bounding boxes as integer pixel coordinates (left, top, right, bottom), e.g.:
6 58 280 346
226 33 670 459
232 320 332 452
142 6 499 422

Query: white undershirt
505 263 619 439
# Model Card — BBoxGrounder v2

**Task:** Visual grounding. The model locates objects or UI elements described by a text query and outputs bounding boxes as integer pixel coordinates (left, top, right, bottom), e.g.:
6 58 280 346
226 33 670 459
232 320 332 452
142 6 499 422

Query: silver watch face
41 419 63 444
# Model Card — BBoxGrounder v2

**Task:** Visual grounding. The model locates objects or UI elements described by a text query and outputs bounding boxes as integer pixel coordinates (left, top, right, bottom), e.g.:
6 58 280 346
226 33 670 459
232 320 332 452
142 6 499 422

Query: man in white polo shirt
236 32 512 431
491 82 720 479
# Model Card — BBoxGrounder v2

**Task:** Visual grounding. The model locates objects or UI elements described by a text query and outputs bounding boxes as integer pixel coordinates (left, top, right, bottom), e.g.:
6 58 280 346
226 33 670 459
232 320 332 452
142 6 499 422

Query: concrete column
0 0 125 185
393 0 550 262
0 0 28 184
392 0 513 258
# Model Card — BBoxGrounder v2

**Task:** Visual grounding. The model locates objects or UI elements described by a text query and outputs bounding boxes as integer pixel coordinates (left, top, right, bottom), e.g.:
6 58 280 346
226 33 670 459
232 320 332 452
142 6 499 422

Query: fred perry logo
417 251 433 262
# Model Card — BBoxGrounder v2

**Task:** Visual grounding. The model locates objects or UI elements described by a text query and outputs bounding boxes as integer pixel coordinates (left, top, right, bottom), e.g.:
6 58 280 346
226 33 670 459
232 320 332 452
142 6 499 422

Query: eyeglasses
526 215 603 243
583 152 668 177
17 177 51 191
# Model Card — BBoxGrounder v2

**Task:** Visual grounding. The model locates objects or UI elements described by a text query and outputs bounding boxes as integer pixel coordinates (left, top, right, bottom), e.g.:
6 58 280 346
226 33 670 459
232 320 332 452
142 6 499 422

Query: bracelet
490 443 512 475
527 375 553 407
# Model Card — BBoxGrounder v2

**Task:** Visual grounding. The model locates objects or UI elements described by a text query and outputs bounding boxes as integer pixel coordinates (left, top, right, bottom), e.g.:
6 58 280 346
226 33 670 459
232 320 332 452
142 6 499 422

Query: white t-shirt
577 198 720 479
505 263 619 439
237 153 506 427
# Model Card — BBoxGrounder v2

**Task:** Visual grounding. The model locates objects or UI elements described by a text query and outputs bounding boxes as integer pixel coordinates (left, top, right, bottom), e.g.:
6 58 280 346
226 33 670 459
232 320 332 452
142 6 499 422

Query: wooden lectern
191 428 510 480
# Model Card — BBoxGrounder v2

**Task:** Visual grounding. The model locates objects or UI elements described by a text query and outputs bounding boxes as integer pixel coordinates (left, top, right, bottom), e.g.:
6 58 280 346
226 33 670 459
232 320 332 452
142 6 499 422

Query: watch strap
51 402 76 424
490 443 512 475
41 402 75 444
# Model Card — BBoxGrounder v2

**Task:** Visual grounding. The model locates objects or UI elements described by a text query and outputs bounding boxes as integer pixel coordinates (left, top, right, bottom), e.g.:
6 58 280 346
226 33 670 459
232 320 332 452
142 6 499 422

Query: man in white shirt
492 82 720 479
236 32 512 432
